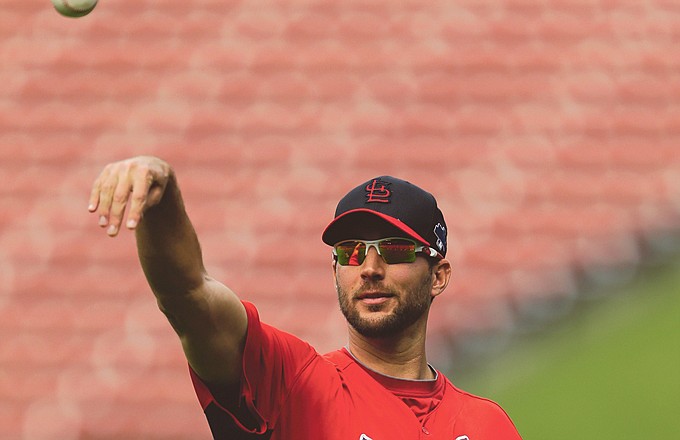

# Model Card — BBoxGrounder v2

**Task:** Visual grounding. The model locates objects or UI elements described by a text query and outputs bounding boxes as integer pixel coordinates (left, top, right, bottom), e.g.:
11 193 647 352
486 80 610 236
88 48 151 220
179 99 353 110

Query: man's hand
88 156 172 237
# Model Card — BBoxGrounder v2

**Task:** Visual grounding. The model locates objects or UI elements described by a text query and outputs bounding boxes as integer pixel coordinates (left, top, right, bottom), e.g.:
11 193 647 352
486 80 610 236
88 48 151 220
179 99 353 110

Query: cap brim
322 208 432 247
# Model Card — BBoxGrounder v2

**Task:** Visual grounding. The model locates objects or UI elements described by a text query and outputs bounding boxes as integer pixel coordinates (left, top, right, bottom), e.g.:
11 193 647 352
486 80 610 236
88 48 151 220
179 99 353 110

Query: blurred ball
52 0 98 18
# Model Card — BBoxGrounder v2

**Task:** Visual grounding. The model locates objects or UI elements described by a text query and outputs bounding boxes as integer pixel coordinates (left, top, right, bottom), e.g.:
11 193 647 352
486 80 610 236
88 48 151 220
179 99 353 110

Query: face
333 237 441 339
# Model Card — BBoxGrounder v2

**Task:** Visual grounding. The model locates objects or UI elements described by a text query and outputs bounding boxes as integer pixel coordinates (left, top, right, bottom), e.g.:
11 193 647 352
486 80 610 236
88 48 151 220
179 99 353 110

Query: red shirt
191 301 522 439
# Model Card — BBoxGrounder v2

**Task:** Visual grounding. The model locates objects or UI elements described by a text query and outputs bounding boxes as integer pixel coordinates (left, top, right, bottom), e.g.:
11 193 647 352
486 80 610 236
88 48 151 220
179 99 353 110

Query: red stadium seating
0 1 679 438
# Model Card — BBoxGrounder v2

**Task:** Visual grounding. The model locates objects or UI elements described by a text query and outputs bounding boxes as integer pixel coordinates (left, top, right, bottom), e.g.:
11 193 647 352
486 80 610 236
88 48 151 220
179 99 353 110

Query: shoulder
443 377 522 437
446 380 508 414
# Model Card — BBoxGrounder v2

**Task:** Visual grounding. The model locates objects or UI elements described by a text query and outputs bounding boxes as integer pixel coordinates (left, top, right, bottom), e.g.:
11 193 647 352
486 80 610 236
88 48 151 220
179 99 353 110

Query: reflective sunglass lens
336 241 365 266
378 239 416 263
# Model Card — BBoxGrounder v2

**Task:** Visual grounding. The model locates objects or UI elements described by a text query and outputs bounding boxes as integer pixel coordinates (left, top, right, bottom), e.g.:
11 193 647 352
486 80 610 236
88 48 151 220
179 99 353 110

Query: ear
430 259 451 299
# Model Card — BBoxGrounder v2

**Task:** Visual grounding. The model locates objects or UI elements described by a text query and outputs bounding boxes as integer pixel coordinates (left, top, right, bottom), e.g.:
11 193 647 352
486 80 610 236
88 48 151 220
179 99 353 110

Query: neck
347 326 433 380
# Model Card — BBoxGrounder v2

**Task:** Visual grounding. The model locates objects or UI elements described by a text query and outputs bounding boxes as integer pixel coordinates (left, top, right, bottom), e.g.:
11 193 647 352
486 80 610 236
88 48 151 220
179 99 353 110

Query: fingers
92 164 125 236
125 171 154 230
87 173 104 213
107 173 135 236
89 157 171 237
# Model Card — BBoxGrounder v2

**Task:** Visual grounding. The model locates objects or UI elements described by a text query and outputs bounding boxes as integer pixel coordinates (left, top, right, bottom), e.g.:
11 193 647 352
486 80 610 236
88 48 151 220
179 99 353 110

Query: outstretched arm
88 156 247 387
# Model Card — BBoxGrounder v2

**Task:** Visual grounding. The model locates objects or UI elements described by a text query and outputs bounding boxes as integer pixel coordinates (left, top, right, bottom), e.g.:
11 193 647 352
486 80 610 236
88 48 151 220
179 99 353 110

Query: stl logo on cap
365 178 391 203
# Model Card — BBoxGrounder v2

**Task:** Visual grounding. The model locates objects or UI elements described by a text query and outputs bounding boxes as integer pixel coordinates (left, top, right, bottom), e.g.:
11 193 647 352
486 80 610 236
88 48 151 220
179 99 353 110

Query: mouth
356 291 395 305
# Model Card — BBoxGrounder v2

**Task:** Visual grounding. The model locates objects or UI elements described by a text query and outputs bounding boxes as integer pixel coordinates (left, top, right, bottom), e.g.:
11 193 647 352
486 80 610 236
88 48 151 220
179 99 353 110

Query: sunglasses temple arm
424 247 440 258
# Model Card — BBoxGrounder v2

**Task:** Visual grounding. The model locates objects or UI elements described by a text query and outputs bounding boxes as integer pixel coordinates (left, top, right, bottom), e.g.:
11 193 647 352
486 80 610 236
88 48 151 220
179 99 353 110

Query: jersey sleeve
189 301 318 437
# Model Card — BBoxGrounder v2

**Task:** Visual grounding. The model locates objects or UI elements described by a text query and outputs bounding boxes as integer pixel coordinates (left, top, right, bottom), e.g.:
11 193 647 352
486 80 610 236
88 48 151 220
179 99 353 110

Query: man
89 156 522 439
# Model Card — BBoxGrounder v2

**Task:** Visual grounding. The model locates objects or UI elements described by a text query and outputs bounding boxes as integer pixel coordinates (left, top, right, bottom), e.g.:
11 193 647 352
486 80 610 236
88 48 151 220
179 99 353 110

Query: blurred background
1 1 679 438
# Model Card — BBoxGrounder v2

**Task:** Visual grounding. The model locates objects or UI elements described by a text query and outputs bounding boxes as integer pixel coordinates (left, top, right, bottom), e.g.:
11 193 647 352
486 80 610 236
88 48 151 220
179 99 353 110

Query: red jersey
191 301 522 439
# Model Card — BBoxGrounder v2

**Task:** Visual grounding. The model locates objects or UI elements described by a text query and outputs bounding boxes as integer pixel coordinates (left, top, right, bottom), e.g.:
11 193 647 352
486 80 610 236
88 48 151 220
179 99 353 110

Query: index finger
87 168 109 212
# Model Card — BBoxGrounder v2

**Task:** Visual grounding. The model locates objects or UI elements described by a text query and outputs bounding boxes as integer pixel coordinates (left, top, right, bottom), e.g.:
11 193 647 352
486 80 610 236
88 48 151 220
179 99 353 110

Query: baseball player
89 156 522 439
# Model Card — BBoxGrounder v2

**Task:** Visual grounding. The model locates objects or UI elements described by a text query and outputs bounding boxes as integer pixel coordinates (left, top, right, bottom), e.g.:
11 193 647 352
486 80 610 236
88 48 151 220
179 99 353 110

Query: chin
350 313 405 338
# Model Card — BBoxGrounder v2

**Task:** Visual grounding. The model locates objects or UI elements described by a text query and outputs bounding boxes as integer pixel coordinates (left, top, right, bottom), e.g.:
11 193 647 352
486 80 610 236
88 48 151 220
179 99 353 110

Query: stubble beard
337 273 433 338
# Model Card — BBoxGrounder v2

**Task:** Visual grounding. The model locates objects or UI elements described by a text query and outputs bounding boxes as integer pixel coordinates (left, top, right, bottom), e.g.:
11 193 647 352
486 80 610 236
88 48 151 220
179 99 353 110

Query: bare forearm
135 173 205 298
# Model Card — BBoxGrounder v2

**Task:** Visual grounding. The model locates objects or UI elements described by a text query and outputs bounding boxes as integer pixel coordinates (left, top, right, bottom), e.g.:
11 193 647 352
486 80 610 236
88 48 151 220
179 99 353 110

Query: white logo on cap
434 223 446 251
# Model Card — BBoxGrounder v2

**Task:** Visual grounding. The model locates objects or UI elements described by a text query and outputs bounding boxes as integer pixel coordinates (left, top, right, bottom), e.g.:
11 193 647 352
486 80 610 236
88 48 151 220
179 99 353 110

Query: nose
360 246 385 281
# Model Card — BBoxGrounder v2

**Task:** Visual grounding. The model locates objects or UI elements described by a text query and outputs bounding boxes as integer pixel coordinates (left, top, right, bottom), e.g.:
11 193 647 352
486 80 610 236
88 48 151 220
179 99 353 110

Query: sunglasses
333 237 440 266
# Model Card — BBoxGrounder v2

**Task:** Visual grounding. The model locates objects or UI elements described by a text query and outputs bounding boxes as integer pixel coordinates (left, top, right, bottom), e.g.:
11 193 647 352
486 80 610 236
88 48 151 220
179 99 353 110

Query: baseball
52 0 98 18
